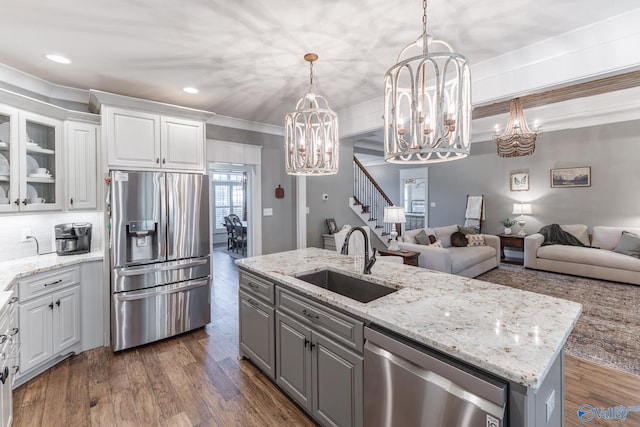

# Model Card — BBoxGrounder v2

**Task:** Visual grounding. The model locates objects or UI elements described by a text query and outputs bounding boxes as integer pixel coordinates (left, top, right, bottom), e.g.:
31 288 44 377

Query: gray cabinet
276 289 363 427
238 272 275 379
275 311 312 411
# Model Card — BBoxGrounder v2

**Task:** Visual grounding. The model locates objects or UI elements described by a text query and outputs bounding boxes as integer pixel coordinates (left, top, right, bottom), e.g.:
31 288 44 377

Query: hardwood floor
12 250 640 426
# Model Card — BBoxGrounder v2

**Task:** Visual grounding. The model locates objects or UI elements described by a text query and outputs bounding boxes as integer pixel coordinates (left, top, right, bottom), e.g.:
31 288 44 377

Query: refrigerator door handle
117 257 209 276
116 278 210 301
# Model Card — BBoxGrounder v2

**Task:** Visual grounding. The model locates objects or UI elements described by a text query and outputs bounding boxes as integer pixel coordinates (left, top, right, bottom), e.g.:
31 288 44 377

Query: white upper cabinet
65 121 99 210
91 90 212 172
161 116 204 170
105 107 160 169
0 105 62 212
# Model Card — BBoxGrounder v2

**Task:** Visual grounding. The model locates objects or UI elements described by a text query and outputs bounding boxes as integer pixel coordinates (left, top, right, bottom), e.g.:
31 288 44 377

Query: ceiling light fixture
45 54 71 64
183 87 199 94
285 53 339 176
493 98 541 157
383 0 471 164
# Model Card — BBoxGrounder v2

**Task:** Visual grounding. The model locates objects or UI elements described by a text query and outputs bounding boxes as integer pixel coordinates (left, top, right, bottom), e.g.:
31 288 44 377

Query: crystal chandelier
285 53 339 175
493 98 541 157
384 0 471 164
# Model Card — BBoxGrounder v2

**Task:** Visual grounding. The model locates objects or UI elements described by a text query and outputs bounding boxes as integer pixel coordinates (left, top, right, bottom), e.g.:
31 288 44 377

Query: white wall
0 211 103 261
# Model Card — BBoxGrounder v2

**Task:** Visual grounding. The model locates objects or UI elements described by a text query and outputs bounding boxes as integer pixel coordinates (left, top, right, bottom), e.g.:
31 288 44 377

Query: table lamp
512 202 533 236
384 206 406 251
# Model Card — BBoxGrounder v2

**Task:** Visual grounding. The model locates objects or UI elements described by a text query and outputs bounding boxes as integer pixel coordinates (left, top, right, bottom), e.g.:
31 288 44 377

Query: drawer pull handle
247 282 259 290
8 328 18 336
304 338 309 348
11 366 18 375
0 335 6 345
49 303 54 310
302 309 319 321
44 279 63 287
309 342 316 351
248 298 259 308
8 297 18 304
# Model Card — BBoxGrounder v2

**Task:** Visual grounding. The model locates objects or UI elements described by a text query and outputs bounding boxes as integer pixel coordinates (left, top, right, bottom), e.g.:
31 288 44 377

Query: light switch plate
430 202 436 208
263 208 273 216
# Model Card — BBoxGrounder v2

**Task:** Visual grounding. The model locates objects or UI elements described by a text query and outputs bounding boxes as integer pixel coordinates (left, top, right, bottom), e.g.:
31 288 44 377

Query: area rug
476 264 640 376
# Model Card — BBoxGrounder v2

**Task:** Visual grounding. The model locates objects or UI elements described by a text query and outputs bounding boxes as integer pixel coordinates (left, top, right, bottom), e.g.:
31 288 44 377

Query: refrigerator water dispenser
127 220 158 263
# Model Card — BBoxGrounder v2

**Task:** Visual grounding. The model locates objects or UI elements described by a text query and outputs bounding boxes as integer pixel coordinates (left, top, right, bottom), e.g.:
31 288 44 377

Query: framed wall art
325 218 338 234
550 166 591 188
510 172 529 191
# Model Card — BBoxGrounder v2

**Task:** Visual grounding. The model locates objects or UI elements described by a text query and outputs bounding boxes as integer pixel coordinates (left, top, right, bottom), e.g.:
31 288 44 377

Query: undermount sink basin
296 269 398 303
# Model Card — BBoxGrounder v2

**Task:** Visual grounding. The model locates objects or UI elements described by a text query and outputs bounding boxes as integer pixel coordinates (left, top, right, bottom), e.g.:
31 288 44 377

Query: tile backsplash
0 212 104 261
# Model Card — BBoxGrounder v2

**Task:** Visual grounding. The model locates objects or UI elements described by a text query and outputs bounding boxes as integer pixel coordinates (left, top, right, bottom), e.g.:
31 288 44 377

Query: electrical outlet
430 202 436 207
546 389 555 421
21 228 32 242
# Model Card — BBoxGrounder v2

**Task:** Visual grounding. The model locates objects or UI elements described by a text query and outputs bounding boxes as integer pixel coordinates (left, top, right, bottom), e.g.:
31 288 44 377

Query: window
212 171 245 231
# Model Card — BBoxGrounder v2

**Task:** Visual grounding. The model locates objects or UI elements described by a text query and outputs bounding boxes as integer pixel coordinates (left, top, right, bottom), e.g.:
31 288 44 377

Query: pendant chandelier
493 98 541 158
285 53 339 175
384 0 471 164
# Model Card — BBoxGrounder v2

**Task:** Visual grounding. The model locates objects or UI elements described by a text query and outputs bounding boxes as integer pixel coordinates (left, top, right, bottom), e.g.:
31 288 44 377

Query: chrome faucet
340 226 377 274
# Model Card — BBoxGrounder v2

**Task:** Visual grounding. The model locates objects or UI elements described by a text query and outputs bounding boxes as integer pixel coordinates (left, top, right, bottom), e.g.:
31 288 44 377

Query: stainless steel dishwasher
364 326 507 427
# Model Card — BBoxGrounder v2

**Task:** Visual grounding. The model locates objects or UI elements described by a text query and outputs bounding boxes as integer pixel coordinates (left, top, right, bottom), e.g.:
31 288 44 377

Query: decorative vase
504 227 512 235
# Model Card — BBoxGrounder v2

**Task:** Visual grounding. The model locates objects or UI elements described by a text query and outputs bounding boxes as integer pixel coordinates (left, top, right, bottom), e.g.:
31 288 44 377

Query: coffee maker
55 223 92 255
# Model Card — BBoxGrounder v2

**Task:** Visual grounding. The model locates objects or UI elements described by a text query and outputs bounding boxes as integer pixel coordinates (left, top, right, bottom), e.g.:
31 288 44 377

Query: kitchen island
236 248 582 427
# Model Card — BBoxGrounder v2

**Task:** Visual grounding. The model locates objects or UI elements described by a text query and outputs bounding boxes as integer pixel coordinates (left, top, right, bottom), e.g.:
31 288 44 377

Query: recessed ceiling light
45 54 71 64
183 87 199 94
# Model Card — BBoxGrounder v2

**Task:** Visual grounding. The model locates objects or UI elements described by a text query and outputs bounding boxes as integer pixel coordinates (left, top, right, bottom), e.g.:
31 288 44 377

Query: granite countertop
0 251 104 292
236 247 582 390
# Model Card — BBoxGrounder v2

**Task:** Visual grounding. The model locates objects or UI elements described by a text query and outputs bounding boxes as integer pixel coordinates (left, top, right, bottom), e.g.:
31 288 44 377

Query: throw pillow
428 234 437 244
450 231 468 247
613 231 640 258
415 230 431 245
467 234 486 247
457 225 477 235
431 240 443 248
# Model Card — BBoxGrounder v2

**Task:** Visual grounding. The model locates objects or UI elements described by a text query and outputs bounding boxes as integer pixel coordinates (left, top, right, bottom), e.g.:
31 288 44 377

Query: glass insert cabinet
0 105 61 212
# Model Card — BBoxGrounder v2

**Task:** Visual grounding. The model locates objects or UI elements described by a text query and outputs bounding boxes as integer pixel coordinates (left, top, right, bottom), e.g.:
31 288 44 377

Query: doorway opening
400 168 429 231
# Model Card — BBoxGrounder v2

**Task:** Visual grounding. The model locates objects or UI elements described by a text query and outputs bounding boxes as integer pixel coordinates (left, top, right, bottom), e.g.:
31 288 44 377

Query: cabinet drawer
18 266 80 302
276 287 364 353
240 271 274 305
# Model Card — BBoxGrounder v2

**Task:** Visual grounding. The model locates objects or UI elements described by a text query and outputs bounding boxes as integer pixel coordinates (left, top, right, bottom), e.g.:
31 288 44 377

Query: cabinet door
52 286 81 354
105 106 160 169
312 332 364 427
0 105 19 213
20 111 62 211
160 116 204 171
65 122 98 210
276 311 312 412
239 292 275 379
18 295 53 373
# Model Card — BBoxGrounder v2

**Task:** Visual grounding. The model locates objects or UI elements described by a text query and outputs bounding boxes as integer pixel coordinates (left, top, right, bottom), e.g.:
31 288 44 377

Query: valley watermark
577 404 640 423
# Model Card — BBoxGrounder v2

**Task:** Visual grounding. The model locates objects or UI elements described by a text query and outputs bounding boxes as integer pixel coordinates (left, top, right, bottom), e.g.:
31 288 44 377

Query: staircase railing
353 156 400 237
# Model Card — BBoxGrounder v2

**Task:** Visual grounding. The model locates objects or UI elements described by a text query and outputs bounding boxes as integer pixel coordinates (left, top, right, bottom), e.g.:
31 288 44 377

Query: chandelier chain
309 60 314 86
422 0 428 55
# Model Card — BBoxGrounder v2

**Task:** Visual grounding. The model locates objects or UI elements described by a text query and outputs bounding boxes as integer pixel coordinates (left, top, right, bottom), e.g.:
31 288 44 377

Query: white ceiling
1 0 639 125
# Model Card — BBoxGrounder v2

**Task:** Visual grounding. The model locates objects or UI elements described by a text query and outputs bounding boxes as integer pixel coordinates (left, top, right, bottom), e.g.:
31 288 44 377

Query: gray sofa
397 225 500 277
524 224 640 285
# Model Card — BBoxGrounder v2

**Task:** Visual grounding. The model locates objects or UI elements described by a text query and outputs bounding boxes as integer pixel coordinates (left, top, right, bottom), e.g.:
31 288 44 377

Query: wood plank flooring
12 249 640 426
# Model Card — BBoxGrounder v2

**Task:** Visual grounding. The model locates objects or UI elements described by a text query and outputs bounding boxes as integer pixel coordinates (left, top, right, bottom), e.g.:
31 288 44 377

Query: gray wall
306 142 365 249
206 124 296 254
427 119 640 235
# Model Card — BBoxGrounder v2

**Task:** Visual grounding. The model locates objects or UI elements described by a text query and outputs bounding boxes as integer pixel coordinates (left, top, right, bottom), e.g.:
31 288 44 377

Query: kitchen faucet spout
340 227 377 274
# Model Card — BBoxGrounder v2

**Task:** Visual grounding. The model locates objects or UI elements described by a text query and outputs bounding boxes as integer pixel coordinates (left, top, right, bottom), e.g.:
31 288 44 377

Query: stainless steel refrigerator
109 170 211 351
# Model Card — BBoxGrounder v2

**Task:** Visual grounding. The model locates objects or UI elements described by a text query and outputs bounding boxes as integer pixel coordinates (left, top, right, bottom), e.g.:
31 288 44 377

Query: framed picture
551 166 591 188
325 218 338 234
510 172 529 191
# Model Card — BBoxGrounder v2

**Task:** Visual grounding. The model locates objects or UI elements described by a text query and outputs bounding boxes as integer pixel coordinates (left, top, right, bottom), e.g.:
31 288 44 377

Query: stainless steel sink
296 269 398 303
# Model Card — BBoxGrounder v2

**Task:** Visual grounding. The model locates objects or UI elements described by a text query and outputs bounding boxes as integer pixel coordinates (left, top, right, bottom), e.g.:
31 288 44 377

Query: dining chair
232 217 247 255
223 216 235 250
